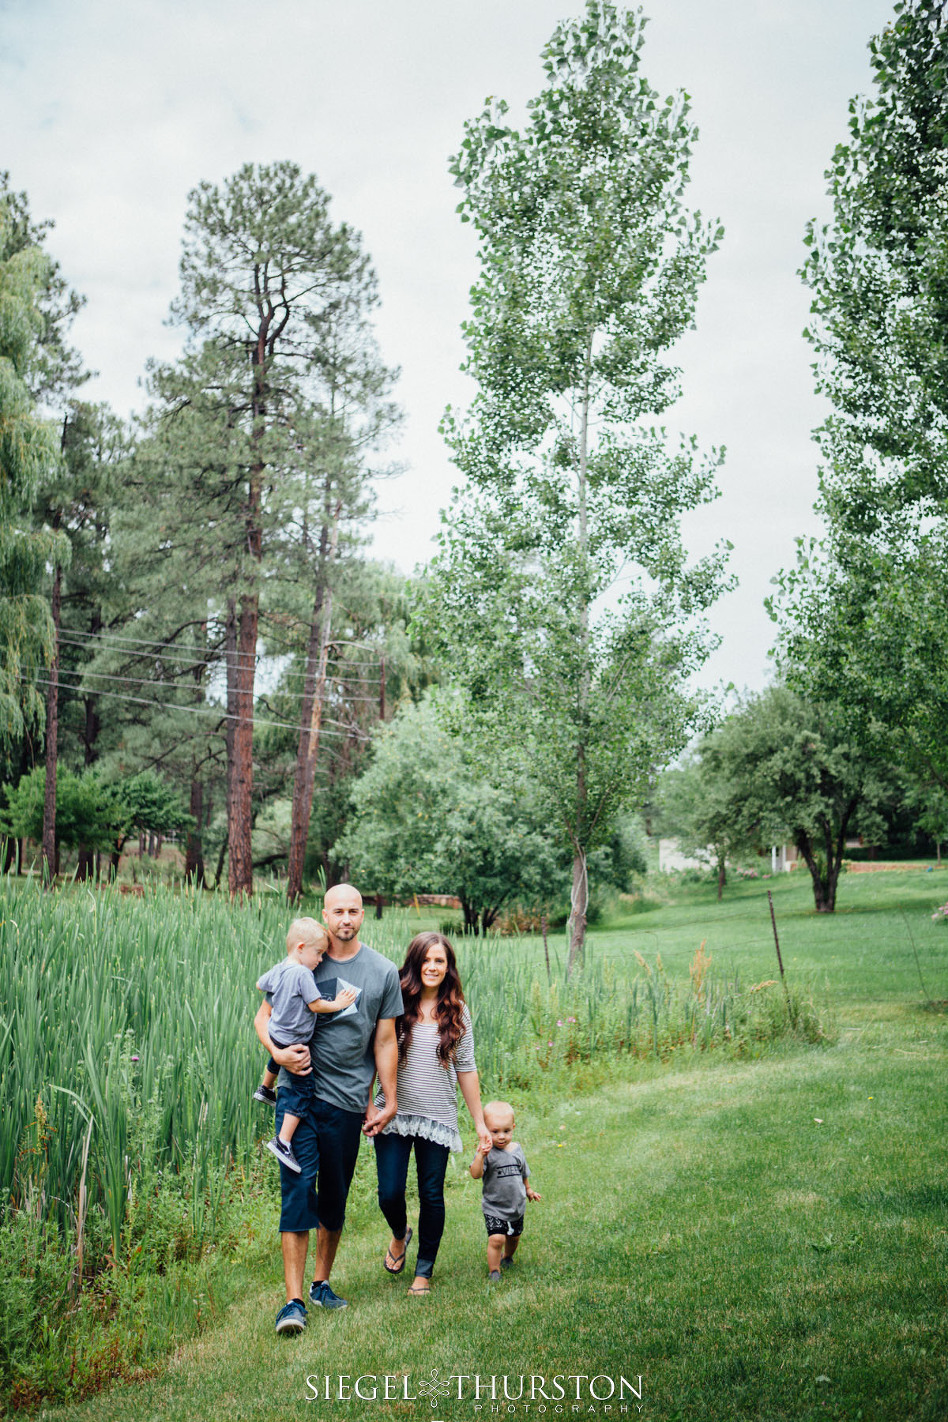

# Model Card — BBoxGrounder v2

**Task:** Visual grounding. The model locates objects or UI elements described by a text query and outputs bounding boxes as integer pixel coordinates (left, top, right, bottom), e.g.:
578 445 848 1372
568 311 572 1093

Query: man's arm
252 999 311 1075
362 1017 398 1136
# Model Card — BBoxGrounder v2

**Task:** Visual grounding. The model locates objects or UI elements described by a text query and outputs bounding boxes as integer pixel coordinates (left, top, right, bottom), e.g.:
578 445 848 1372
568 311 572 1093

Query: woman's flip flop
383 1227 412 1274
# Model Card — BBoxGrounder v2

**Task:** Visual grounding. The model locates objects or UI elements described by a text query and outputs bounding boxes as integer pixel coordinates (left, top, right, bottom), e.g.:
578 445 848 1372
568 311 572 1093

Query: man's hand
271 1041 312 1075
362 1100 397 1137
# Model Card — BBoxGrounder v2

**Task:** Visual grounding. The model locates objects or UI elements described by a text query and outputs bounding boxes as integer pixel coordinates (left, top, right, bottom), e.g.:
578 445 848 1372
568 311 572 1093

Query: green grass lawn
31 871 948 1422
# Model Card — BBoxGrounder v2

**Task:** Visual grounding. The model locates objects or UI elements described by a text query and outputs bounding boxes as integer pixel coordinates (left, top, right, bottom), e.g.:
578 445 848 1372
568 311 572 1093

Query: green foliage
686 687 898 912
420 0 728 966
336 696 566 931
658 749 759 897
1 766 119 851
0 766 190 856
775 4 948 789
0 199 65 749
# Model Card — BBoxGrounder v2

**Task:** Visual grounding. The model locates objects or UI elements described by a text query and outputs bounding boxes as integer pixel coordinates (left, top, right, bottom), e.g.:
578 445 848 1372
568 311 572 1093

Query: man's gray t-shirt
257 960 321 1047
277 942 402 1115
481 1144 530 1220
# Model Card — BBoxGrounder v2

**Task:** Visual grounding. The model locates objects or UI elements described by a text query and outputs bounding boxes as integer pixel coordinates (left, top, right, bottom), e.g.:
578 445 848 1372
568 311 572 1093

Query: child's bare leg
503 1235 519 1262
487 1233 506 1275
278 1111 301 1146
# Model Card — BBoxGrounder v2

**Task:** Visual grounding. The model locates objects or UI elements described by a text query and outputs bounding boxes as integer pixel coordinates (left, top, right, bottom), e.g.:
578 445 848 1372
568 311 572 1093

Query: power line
57 626 385 675
26 676 372 741
60 623 384 659
51 655 380 705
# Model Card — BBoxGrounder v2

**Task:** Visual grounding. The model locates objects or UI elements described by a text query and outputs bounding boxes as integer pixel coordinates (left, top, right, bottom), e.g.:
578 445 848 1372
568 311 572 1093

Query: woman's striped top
374 1004 476 1152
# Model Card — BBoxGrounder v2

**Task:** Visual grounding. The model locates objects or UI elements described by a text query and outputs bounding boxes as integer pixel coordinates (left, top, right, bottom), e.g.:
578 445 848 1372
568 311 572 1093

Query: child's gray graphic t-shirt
257 960 321 1047
481 1144 530 1220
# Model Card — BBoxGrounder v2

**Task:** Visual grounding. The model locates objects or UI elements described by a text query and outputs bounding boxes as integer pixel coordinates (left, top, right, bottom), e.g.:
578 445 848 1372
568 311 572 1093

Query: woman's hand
476 1124 493 1152
363 1099 397 1137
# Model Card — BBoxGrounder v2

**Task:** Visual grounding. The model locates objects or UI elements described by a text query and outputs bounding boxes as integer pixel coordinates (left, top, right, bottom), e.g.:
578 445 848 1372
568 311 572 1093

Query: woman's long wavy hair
396 932 466 1068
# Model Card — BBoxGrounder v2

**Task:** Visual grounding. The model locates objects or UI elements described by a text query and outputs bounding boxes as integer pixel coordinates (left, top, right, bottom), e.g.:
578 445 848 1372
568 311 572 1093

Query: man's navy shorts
274 1092 364 1234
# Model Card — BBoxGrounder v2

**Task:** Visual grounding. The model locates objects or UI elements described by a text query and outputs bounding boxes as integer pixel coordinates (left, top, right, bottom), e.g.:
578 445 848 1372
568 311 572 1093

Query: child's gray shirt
480 1143 530 1219
257 960 322 1047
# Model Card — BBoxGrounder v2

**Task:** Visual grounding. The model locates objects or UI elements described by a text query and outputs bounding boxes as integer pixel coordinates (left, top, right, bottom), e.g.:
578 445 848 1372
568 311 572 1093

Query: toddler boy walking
470 1100 541 1279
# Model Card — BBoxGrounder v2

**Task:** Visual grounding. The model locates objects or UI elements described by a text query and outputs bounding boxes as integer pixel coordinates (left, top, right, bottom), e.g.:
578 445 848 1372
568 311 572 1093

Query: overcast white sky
1 0 896 691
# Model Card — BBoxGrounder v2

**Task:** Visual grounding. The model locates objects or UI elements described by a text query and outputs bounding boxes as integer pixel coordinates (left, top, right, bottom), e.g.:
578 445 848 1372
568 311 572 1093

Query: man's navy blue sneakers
309 1280 349 1310
275 1298 308 1334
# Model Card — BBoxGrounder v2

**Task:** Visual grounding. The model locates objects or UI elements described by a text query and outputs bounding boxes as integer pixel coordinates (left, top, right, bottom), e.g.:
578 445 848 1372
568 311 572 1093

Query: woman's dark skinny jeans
374 1131 450 1279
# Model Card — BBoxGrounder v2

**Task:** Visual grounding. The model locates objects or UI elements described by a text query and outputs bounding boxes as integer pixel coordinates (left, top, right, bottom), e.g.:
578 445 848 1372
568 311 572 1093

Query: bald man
254 883 402 1332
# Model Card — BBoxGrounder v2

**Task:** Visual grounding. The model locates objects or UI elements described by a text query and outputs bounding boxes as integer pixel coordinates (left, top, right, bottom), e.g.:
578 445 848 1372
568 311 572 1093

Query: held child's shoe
266 1136 302 1173
253 1084 277 1104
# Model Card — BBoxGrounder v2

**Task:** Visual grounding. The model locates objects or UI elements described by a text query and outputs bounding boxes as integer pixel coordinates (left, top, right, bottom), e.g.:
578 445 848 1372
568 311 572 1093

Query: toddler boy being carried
255 916 356 1173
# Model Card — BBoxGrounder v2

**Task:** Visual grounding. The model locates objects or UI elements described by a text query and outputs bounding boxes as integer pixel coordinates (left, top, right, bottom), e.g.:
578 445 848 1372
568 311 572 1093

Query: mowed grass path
36 872 948 1422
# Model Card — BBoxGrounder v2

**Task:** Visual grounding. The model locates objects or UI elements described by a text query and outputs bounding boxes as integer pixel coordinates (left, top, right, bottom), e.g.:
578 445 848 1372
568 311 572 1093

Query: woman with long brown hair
373 931 492 1295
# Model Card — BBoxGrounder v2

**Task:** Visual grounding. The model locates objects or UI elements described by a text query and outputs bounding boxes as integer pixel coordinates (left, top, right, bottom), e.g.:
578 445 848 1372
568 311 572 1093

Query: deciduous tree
421 0 727 970
775 2 948 781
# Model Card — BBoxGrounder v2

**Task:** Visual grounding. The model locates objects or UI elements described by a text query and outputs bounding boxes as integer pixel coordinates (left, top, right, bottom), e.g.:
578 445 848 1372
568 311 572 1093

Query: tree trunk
76 847 94 881
481 906 501 934
212 831 228 891
81 612 102 766
185 778 206 887
461 900 479 935
796 809 853 914
568 846 588 971
228 592 257 897
42 560 62 888
287 511 340 905
717 854 726 901
566 333 594 976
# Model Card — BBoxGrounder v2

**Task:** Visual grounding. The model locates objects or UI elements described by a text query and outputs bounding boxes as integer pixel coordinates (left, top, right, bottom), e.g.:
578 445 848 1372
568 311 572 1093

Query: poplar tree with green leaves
775 2 948 785
421 1 728 970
